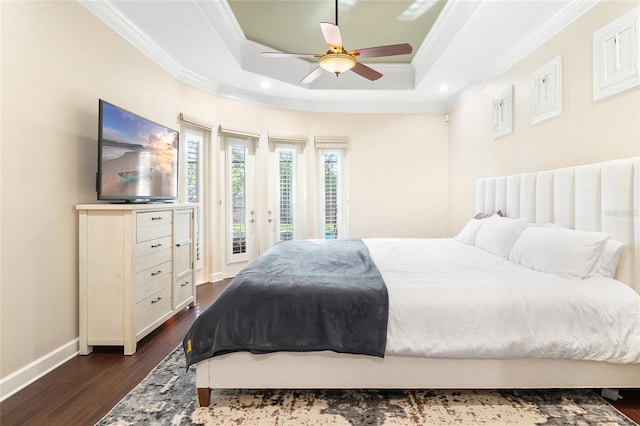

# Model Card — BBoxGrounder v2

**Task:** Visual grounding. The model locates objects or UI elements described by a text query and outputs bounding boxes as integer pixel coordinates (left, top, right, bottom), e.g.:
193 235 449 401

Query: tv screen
97 99 178 202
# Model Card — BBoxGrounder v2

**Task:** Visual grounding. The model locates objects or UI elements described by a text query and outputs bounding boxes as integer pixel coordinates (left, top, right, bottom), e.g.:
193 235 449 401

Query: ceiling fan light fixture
319 53 356 76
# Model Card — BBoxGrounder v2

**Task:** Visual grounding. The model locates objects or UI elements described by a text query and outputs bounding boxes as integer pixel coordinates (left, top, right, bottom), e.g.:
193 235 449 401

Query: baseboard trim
210 272 224 282
0 338 79 402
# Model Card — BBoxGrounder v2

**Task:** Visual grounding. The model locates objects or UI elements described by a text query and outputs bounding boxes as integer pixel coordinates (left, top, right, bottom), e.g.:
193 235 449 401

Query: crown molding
177 68 222 94
79 0 183 77
412 0 483 85
193 0 246 64
446 0 600 112
179 67 443 113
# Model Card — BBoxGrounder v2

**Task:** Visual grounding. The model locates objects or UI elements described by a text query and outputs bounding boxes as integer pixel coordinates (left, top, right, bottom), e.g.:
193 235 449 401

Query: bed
186 157 640 407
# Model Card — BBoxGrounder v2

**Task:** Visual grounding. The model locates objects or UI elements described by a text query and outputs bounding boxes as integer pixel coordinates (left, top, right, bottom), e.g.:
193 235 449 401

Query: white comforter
363 238 640 363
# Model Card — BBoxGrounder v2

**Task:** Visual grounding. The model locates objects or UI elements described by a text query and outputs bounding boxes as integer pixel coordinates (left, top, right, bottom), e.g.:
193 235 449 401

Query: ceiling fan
261 0 412 84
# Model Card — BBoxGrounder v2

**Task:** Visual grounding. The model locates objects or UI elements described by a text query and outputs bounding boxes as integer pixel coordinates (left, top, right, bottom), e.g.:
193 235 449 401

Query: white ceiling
80 0 599 113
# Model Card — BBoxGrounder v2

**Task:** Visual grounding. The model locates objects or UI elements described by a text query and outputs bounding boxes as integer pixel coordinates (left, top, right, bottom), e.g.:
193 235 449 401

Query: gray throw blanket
183 239 389 368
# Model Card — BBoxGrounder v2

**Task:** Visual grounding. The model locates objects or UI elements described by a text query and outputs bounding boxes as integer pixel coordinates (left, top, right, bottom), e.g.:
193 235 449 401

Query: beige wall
304 113 449 239
0 1 448 387
447 0 640 235
1 1 185 384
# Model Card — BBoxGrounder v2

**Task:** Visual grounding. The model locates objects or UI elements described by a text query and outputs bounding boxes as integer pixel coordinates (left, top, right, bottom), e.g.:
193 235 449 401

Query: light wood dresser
77 203 196 355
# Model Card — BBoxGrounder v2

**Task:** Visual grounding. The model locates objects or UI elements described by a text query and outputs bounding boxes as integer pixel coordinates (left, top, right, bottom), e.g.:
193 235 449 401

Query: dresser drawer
136 223 172 243
135 263 172 303
136 211 172 227
174 273 193 308
135 236 172 258
134 286 172 333
135 248 172 273
135 260 172 287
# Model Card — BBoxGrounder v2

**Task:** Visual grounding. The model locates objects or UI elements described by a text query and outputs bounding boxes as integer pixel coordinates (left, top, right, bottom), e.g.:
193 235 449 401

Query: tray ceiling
80 0 599 113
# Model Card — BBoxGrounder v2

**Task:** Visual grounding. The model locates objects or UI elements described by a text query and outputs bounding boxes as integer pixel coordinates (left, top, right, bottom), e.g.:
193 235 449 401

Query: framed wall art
593 6 640 100
492 85 513 138
531 55 562 124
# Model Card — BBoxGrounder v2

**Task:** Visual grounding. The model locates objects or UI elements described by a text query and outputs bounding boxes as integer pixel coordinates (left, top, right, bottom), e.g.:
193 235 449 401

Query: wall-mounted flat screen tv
97 99 178 202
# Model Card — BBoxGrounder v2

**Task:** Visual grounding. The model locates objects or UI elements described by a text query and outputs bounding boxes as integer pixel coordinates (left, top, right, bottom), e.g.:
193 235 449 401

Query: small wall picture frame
492 85 513 138
531 55 562 124
592 6 640 101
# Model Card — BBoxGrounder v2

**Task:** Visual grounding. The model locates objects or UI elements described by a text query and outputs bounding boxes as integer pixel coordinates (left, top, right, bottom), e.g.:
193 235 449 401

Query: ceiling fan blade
350 43 413 59
262 52 319 59
320 22 343 49
300 67 324 84
351 62 382 81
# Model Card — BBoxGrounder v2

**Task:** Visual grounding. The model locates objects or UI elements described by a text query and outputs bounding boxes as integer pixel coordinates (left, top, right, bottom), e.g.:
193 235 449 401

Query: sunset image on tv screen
100 102 178 199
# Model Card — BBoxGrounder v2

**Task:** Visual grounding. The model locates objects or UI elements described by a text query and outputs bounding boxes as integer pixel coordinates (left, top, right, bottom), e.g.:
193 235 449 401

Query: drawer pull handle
151 297 162 304
151 216 163 221
151 244 162 248
181 281 190 287
150 270 162 276
176 243 182 247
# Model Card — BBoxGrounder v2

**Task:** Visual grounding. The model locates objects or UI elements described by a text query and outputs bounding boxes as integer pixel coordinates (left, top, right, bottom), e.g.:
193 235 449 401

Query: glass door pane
231 146 247 255
224 137 256 277
278 149 294 241
323 151 339 239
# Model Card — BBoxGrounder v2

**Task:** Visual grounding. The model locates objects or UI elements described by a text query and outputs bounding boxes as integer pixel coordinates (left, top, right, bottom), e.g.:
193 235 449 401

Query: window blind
268 135 307 145
323 151 339 239
179 113 213 130
314 136 349 150
186 135 201 261
219 126 260 140
278 150 294 241
231 146 247 254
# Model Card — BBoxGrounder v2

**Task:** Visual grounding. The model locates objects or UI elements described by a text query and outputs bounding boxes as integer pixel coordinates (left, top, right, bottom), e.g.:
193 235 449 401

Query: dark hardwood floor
614 390 640 425
0 280 230 426
1 279 638 425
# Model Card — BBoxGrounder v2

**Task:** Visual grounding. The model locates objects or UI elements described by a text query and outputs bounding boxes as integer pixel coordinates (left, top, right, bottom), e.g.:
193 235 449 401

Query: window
318 148 347 239
278 149 295 241
185 130 202 263
323 151 339 239
269 138 305 247
230 145 248 254
186 137 200 203
182 127 204 269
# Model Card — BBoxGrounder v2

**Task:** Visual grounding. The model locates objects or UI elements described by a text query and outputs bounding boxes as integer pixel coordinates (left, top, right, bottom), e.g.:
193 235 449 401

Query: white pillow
454 219 486 245
590 238 625 278
475 215 528 258
509 226 608 279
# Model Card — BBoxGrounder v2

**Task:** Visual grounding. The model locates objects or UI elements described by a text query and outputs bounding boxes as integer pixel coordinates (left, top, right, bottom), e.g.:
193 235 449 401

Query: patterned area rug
97 346 635 425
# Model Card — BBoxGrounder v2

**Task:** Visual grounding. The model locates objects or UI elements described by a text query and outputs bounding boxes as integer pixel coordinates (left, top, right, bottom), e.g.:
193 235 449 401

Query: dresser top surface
76 203 197 211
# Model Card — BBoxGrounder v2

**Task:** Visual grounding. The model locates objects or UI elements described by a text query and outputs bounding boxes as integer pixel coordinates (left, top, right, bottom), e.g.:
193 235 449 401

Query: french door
221 135 305 278
222 136 257 277
267 142 305 248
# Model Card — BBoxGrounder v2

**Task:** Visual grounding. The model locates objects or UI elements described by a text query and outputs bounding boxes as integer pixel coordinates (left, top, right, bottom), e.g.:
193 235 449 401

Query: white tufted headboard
476 157 640 292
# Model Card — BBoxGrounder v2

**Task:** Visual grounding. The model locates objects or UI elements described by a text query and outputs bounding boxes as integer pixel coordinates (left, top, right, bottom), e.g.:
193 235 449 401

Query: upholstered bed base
195 352 640 406
195 157 640 407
